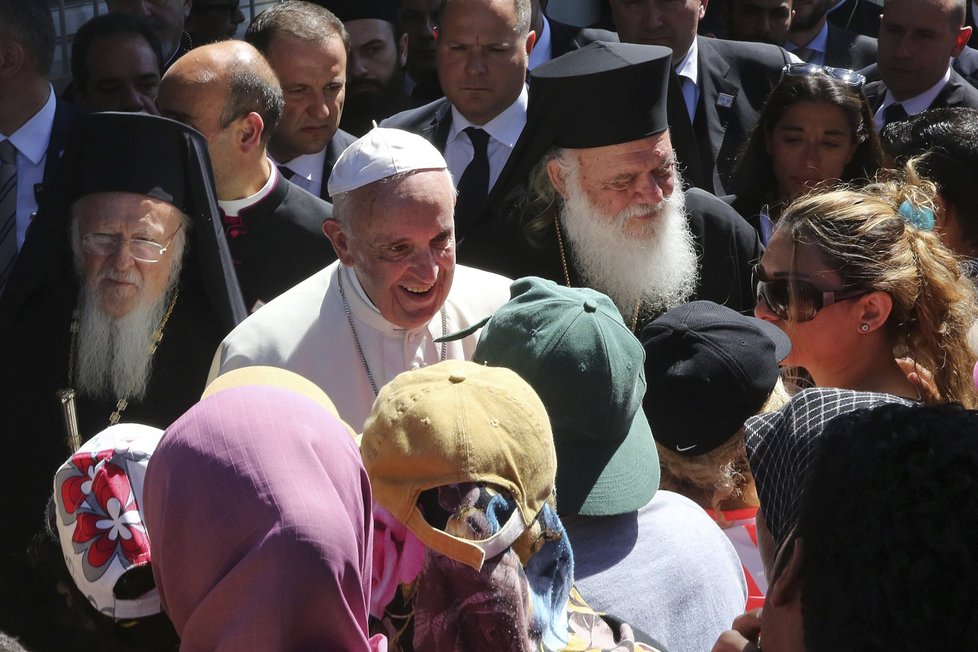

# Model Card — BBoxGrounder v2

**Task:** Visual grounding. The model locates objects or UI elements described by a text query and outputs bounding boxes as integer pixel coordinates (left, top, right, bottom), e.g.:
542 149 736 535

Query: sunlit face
74 193 185 319
78 32 161 113
105 0 191 58
156 73 237 197
326 170 456 329
754 229 860 375
346 18 405 103
878 0 970 101
608 0 706 61
729 0 792 45
399 0 441 83
550 132 677 238
765 101 858 201
265 34 347 163
436 0 534 126
185 0 246 45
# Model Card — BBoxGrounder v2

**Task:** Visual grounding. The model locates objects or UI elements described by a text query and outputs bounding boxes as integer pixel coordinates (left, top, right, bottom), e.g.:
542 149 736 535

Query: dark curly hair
798 402 978 651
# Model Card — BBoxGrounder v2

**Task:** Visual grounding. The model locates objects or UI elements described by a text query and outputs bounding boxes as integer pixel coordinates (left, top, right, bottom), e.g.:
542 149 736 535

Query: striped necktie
0 139 18 295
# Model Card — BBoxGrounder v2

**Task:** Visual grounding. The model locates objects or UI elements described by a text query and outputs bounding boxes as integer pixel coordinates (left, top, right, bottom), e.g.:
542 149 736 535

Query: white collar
218 161 279 217
674 37 699 88
447 85 528 148
528 16 552 70
274 146 327 184
4 84 55 164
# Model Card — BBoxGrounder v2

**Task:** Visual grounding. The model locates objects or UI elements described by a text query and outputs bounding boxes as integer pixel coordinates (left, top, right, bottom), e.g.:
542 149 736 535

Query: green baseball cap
471 277 659 516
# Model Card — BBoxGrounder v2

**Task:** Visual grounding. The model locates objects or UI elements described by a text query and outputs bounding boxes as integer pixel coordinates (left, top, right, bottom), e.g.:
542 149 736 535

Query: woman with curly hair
728 64 884 244
754 170 978 407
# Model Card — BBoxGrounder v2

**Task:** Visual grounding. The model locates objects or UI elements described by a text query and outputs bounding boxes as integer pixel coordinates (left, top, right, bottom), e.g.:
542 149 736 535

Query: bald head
158 40 285 199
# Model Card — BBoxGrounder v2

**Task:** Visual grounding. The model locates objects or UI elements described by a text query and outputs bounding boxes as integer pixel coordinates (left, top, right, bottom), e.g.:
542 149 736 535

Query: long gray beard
75 276 178 403
559 175 699 320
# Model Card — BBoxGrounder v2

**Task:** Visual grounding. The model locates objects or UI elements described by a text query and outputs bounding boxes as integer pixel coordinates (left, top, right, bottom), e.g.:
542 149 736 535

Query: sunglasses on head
781 62 866 88
753 264 872 322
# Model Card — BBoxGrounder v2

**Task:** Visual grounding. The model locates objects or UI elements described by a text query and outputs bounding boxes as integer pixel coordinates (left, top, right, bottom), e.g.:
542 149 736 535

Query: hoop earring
860 323 870 333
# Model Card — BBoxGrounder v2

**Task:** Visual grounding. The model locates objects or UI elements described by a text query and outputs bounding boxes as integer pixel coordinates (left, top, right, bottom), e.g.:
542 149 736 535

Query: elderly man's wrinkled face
549 131 678 237
78 32 161 113
74 192 185 319
265 34 347 163
325 170 456 329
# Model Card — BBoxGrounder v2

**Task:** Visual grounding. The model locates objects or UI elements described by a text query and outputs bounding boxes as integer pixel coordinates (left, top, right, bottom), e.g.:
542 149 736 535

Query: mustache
99 268 144 289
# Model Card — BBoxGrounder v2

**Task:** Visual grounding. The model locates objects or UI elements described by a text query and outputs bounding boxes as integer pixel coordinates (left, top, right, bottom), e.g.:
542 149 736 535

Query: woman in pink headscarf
142 367 385 651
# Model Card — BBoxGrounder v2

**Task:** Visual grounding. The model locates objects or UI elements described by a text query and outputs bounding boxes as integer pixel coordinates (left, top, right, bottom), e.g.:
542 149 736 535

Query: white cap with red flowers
52 423 164 620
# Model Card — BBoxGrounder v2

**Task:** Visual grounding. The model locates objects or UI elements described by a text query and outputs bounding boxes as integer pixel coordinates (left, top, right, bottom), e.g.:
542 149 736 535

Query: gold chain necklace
553 217 642 332
67 288 180 426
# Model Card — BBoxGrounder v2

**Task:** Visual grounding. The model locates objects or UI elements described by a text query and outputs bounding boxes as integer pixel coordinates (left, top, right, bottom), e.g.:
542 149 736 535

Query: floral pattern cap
52 423 164 620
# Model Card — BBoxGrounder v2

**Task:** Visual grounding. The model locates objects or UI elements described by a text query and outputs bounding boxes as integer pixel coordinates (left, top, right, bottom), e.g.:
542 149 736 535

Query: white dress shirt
275 147 327 198
444 85 528 192
2 84 55 250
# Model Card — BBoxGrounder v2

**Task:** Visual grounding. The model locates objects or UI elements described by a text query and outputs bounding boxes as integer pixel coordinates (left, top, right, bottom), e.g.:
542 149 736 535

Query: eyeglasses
82 225 183 263
781 63 866 88
753 264 872 322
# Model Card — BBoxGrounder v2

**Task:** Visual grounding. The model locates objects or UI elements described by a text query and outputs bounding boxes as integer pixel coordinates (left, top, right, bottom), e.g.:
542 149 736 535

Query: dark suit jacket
954 46 978 89
672 36 793 196
321 128 356 202
0 96 80 311
863 69 978 121
824 24 878 70
828 0 882 38
381 97 453 150
968 1 978 49
548 19 615 59
225 176 336 311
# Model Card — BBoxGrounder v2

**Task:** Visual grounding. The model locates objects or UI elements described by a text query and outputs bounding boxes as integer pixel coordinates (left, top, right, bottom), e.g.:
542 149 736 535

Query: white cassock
210 261 512 432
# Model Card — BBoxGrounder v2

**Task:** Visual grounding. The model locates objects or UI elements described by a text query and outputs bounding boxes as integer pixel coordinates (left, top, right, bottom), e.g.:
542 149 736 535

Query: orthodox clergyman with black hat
462 42 762 332
0 112 245 647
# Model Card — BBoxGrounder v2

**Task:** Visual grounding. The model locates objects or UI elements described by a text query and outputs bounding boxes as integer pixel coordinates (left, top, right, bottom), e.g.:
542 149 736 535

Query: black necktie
0 140 18 295
454 127 490 240
883 102 909 127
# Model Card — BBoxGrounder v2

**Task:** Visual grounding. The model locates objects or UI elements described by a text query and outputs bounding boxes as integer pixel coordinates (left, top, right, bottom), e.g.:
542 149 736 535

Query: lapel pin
717 93 735 108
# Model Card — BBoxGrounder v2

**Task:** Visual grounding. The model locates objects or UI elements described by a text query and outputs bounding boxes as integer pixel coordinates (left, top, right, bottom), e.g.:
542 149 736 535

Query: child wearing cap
641 300 792 611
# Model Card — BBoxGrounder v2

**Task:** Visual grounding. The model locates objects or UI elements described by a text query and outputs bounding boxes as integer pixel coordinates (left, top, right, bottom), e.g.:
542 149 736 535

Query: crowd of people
2 0 978 650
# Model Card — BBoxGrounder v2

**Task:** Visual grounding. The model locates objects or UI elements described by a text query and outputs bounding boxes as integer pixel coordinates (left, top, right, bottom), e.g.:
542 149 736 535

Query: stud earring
860 323 870 333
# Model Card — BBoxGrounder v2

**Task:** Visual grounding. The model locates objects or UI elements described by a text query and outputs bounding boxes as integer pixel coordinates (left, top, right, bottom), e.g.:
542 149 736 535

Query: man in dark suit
608 0 794 196
158 40 337 312
0 0 79 297
787 0 878 69
865 0 978 130
246 1 357 203
382 0 536 242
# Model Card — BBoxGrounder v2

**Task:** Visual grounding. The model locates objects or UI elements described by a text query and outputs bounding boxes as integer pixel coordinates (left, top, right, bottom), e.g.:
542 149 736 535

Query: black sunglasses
781 62 866 88
753 264 872 322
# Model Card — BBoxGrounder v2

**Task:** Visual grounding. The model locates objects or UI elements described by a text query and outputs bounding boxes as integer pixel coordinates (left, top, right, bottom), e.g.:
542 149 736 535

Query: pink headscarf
143 383 385 651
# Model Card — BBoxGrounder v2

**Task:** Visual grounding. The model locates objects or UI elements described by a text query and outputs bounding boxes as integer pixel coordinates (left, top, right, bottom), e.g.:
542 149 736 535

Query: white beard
558 171 700 319
74 266 181 403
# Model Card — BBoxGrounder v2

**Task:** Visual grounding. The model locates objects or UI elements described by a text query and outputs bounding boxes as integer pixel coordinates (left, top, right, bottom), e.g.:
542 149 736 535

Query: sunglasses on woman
780 63 866 88
753 264 873 321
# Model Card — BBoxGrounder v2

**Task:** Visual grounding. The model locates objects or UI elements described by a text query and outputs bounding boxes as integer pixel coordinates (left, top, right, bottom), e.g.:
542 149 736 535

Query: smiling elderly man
212 127 511 431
